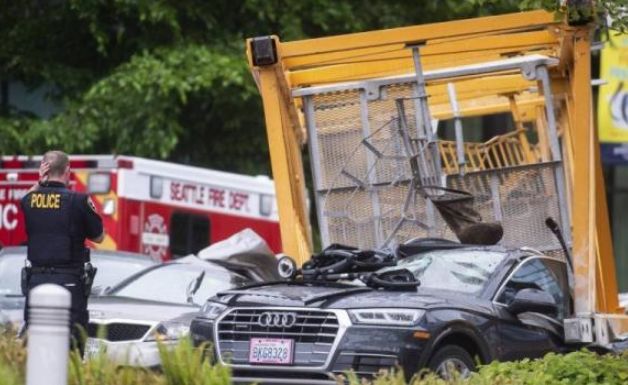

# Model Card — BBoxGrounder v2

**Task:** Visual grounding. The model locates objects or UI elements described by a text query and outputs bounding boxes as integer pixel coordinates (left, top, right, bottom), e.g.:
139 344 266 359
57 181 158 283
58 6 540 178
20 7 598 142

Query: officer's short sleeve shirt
75 194 103 240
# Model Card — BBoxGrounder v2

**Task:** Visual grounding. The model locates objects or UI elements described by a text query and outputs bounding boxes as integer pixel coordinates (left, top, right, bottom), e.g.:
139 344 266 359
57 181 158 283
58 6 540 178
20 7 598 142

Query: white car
620 293 628 312
86 256 252 366
85 229 281 367
0 246 157 330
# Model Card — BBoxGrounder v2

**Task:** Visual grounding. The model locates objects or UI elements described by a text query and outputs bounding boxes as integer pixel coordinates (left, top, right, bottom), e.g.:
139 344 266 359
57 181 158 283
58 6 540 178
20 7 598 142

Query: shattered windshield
383 250 506 294
111 263 248 305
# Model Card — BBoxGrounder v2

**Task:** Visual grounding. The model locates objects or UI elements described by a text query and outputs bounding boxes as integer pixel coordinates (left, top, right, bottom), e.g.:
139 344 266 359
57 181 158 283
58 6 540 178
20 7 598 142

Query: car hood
214 283 484 311
88 296 199 323
0 296 25 325
0 295 25 311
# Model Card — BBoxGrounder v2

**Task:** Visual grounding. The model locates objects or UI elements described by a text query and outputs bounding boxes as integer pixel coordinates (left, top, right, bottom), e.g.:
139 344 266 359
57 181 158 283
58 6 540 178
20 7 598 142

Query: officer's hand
38 161 50 182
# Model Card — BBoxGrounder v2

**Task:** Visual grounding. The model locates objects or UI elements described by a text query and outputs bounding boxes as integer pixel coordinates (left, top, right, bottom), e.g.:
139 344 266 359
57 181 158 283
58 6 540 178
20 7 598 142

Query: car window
169 212 210 258
385 249 506 295
0 254 23 296
110 263 248 305
0 251 156 296
496 258 567 320
91 257 155 289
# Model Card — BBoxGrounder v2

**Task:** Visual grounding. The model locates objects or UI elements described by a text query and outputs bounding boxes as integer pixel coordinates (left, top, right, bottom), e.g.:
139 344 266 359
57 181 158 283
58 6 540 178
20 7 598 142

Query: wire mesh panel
448 164 562 251
304 81 564 255
311 90 366 190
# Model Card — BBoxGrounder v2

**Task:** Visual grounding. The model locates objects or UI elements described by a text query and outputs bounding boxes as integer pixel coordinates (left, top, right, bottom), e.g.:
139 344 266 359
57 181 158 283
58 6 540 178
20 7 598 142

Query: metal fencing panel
304 81 564 255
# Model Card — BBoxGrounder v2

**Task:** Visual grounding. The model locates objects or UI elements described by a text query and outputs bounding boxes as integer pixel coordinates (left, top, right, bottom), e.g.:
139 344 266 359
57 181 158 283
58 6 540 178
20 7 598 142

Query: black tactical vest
22 184 82 267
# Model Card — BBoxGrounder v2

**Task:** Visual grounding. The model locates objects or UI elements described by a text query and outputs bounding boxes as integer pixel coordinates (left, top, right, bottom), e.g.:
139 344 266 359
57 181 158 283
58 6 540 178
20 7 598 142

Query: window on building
169 212 210 258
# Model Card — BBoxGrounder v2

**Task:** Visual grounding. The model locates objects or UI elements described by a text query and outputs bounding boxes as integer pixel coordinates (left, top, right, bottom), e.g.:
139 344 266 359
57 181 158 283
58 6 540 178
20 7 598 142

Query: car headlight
145 320 190 342
348 308 425 326
200 302 227 320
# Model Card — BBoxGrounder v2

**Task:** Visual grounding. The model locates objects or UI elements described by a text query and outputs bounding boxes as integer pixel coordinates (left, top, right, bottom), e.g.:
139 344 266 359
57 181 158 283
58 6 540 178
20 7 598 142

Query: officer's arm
90 232 105 244
82 196 105 244
27 161 50 193
26 183 39 194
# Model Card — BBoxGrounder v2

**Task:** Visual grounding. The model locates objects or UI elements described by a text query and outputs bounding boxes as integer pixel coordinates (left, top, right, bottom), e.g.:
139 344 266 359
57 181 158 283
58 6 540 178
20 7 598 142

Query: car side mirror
507 288 558 316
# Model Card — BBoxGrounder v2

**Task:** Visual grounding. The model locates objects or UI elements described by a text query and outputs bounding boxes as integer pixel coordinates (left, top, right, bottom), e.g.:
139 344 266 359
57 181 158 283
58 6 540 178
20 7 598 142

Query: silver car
0 246 157 329
86 256 252 367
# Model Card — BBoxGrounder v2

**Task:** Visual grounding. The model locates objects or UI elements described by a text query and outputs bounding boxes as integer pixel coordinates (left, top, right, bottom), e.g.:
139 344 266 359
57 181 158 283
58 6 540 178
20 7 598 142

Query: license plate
249 338 294 365
85 338 106 358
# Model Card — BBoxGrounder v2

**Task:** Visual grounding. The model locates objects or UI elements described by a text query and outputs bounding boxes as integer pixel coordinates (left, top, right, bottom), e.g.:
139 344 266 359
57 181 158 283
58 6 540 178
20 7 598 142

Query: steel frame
246 10 626 342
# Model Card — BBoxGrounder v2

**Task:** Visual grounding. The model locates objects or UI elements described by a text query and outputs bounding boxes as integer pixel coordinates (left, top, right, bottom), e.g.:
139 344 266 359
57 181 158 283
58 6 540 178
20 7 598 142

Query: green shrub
0 331 226 385
0 361 23 385
473 350 628 385
1 330 626 385
158 338 231 385
0 330 25 383
345 350 628 385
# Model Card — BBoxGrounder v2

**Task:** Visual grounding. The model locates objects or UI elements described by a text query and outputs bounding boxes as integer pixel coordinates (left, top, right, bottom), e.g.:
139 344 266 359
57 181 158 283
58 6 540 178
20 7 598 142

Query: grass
0 362 22 385
0 330 626 385
0 329 25 385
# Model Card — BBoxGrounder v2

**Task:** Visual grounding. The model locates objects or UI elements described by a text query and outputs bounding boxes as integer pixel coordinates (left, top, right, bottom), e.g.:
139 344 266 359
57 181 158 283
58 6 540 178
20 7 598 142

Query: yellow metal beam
431 96 545 120
594 130 621 312
563 26 621 315
507 94 535 163
253 61 313 263
569 27 597 315
426 75 534 104
284 30 558 69
557 106 572 207
536 106 551 162
280 10 556 57
288 49 557 86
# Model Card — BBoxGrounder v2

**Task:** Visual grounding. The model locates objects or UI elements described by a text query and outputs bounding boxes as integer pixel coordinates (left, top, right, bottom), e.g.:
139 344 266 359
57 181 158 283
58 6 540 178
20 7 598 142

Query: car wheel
428 345 475 380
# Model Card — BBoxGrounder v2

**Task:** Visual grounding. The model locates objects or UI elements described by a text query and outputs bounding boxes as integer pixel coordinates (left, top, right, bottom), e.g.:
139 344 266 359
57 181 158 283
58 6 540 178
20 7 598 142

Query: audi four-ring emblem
257 312 298 328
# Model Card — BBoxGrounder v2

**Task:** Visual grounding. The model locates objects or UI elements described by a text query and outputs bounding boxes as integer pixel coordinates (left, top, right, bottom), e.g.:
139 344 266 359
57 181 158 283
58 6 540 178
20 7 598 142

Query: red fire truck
0 155 281 260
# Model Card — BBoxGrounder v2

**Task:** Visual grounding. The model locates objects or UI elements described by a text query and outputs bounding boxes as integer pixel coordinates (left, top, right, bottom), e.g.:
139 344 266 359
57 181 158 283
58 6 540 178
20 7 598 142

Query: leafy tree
0 0 624 175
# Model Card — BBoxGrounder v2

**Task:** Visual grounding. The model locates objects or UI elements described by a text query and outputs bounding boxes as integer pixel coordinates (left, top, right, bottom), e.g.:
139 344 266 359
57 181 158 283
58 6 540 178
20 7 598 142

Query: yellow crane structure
245 10 628 347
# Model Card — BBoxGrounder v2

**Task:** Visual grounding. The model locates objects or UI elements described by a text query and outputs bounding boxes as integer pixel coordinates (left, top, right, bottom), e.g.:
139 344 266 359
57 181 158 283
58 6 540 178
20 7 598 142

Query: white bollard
26 284 71 385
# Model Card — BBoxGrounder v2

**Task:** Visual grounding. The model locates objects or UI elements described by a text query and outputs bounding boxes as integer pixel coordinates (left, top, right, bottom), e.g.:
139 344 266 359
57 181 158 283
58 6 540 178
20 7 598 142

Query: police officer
21 151 104 354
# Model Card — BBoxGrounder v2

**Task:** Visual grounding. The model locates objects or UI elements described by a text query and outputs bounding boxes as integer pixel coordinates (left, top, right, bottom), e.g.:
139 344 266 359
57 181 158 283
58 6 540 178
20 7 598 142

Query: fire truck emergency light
87 173 111 194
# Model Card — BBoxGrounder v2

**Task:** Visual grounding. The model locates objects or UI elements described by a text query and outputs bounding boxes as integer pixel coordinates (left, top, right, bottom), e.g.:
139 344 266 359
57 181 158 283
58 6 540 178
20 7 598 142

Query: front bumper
190 316 428 384
87 318 166 367
86 338 178 367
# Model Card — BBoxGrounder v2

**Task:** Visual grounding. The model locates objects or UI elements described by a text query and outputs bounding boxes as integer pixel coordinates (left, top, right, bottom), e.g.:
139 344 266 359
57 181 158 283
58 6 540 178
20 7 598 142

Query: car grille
217 309 340 367
87 322 151 342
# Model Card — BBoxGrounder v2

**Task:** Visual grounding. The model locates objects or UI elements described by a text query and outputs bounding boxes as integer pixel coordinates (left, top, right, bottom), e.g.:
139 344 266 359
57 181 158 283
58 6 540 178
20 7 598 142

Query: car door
493 257 569 361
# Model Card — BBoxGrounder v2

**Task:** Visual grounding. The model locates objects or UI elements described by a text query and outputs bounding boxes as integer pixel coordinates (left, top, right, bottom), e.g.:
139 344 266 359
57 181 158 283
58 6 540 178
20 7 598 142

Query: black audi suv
190 240 571 384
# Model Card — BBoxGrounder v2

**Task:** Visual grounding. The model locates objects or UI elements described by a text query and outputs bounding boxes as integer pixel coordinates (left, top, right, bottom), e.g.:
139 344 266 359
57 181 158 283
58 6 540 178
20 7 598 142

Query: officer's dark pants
24 272 88 356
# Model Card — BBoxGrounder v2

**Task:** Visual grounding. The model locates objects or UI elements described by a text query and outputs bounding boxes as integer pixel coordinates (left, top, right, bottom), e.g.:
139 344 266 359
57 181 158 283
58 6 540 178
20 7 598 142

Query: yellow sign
599 32 628 143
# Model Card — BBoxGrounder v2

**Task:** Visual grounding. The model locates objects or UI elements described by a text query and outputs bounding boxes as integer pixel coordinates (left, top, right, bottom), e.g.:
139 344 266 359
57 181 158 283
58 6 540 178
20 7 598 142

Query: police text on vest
30 193 61 209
